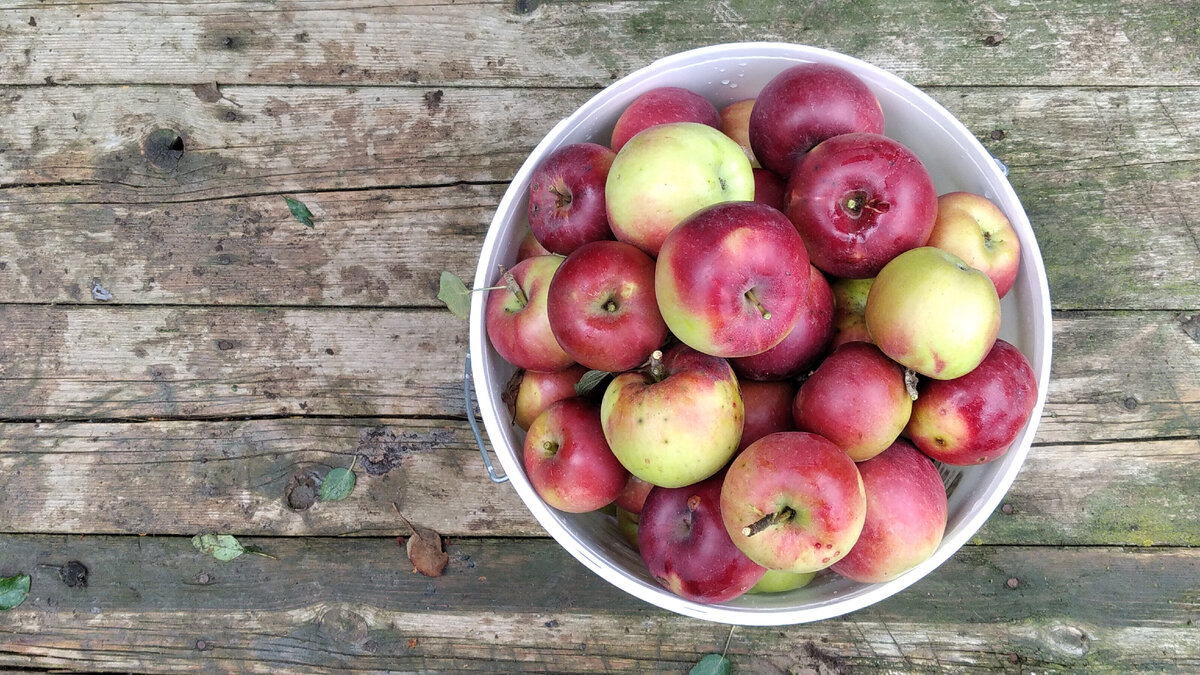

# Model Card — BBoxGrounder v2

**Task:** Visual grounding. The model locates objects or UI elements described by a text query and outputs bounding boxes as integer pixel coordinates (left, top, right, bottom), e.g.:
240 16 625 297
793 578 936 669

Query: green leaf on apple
284 196 315 227
690 653 731 675
320 457 357 502
573 369 611 397
0 573 31 610
438 271 471 320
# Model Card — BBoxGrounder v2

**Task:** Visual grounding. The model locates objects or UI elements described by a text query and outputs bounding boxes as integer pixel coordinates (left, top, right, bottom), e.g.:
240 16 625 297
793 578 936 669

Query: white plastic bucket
468 43 1053 625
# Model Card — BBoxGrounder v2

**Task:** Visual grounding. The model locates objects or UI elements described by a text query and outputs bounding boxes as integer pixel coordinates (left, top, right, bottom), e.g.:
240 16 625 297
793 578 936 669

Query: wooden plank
1 305 1195 440
0 536 1196 672
1 1 1197 88
1 417 1197 545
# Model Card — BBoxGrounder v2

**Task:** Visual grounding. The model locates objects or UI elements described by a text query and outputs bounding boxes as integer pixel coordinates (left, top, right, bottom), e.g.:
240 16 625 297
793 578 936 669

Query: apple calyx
905 368 919 401
499 266 528 308
743 288 773 320
541 440 560 456
550 183 573 211
741 505 796 537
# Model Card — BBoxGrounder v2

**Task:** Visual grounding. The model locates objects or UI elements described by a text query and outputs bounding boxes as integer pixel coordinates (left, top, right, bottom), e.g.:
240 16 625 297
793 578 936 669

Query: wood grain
1 417 1197 545
1 1 1197 87
0 535 1196 672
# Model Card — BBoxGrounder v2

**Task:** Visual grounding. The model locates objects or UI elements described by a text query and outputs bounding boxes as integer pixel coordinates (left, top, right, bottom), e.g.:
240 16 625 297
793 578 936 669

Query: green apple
605 122 754 257
747 569 817 594
600 345 743 488
865 247 1001 380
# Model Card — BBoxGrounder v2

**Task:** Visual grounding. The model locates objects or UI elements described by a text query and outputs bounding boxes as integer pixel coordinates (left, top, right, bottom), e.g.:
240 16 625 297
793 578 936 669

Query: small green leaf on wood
574 369 611 397
690 654 731 675
284 196 314 227
192 534 274 561
0 573 31 610
438 271 471 320
321 457 357 502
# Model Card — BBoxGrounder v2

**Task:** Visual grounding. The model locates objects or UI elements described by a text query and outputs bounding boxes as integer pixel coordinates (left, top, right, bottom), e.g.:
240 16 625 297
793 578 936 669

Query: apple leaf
284 196 315 227
395 505 449 577
192 533 247 561
574 369 611 397
320 457 357 502
438 271 471 320
690 654 731 675
0 573 31 610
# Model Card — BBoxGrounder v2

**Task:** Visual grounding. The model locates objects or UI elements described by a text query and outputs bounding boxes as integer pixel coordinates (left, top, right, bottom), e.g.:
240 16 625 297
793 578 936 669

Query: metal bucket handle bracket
464 352 509 484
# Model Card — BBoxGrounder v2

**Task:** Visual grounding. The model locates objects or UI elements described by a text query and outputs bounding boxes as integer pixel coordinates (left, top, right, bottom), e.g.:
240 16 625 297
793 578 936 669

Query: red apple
516 229 553 262
639 474 766 603
829 276 874 349
527 142 616 255
523 398 629 513
504 365 589 430
719 98 760 167
752 168 786 212
928 191 1022 298
831 439 948 583
785 132 938 279
547 240 668 373
737 380 797 453
792 342 913 462
614 474 654 514
906 339 1038 465
485 254 575 372
865 247 1001 380
721 431 866 573
749 62 885 177
731 264 834 381
610 86 721 153
655 201 810 358
600 345 744 488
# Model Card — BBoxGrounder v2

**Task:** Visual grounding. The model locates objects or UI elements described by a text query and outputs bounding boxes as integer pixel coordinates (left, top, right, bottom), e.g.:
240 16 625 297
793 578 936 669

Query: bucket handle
464 352 509 484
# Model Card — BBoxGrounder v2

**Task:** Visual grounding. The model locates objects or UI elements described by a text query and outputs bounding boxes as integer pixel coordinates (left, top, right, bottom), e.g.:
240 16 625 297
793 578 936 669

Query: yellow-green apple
830 439 947 583
655 201 810 358
785 132 938 279
527 142 616 255
605 122 754 257
906 339 1038 465
749 63 885 177
829 277 874 348
752 168 786 212
614 474 654 515
485 254 575 372
736 379 798 453
610 86 721 153
792 342 913 462
721 431 866 573
747 569 817 594
522 398 629 513
516 228 552 262
503 365 589 430
865 247 1001 380
719 98 760 167
546 240 668 372
638 474 766 603
928 191 1022 298
600 345 743 488
731 264 834 381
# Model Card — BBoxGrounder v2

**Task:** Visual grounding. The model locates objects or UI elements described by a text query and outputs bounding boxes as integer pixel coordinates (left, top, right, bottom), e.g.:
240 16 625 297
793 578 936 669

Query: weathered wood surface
1 0 1198 672
1 1 1198 87
0 536 1197 673
1 417 1197 546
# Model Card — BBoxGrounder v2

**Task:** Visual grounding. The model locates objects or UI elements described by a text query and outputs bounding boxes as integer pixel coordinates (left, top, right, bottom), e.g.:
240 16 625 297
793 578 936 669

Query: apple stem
904 368 920 401
647 350 667 383
744 289 772 320
741 506 795 537
499 266 528 308
550 184 573 209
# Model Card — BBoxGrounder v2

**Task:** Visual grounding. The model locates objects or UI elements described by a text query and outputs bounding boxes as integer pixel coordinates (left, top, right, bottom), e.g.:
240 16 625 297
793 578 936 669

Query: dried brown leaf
394 505 448 577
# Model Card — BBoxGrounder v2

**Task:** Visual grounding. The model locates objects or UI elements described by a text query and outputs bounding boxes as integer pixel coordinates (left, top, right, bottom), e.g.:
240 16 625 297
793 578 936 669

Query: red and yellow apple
523 398 629 513
611 86 721 153
927 191 1022 298
484 254 575 372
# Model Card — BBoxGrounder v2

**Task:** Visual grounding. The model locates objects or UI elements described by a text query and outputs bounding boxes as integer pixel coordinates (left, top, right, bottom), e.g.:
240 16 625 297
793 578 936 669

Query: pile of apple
486 62 1039 604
